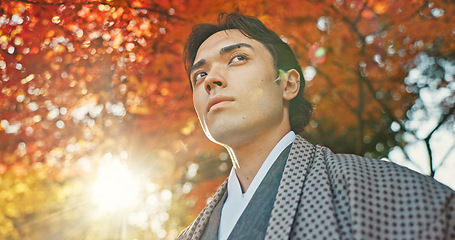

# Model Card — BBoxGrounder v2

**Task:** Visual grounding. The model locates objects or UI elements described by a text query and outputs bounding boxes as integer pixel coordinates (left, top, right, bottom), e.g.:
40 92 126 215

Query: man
178 13 455 240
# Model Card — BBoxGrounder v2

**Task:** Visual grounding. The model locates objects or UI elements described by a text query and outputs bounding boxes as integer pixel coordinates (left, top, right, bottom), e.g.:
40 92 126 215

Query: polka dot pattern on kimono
178 135 455 240
265 136 455 240
265 136 316 240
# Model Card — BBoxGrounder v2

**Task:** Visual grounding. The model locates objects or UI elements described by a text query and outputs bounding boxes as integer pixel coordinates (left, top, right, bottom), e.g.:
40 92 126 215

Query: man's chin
203 123 249 147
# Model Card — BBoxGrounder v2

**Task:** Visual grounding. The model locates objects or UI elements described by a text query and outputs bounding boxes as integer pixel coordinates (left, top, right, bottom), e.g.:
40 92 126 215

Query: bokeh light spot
374 3 389 14
303 66 317 81
126 42 135 51
21 74 34 84
431 8 444 18
51 16 61 24
0 163 7 174
308 44 327 64
390 121 401 132
317 16 331 31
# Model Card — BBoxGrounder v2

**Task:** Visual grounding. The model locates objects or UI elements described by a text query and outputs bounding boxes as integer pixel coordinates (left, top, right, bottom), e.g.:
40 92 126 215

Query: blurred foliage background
0 0 454 239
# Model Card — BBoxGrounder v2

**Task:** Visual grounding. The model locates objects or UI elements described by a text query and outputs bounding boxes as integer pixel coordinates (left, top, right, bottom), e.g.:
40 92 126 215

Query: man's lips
206 96 234 112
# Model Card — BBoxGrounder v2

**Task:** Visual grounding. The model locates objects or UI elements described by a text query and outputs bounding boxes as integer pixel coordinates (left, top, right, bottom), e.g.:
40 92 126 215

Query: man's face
190 29 287 147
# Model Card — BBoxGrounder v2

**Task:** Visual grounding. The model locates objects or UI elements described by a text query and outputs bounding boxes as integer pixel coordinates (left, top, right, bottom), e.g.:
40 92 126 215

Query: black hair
183 13 313 133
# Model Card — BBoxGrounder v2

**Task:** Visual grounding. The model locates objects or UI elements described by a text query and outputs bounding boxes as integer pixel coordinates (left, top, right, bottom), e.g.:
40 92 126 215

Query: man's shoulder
176 179 228 240
316 145 454 195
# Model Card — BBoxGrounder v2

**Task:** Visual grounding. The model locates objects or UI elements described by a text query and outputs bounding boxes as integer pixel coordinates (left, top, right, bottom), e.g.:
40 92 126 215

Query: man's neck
226 128 291 193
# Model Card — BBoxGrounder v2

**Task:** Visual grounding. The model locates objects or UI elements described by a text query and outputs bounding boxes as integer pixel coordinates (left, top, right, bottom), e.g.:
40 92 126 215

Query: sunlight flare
91 153 139 213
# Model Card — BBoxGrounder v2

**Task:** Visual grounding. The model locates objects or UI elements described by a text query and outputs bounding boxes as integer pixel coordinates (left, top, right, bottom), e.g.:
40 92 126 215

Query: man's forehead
195 29 258 59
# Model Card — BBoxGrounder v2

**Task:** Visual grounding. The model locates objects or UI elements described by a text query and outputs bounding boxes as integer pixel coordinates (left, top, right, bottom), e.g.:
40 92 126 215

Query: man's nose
204 69 226 93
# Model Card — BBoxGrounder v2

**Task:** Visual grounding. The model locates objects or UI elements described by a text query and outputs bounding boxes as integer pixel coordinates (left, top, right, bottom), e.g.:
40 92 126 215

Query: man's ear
282 69 300 101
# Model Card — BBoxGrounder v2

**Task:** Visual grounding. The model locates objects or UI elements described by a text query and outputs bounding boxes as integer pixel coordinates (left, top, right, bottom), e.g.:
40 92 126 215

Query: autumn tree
0 0 453 239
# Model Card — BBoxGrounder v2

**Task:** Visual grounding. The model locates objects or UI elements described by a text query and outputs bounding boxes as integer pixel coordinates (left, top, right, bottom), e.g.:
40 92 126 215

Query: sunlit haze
91 153 140 213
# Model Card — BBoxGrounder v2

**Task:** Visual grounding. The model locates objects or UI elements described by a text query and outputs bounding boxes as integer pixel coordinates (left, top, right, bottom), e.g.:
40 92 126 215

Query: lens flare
92 155 139 213
308 44 327 64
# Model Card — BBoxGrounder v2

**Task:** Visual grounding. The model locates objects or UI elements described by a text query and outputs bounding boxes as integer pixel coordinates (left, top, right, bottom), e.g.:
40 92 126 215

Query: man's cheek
252 88 264 98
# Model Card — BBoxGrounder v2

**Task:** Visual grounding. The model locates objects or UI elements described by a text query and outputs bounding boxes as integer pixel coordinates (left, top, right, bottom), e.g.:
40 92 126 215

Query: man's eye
193 72 207 84
229 54 247 64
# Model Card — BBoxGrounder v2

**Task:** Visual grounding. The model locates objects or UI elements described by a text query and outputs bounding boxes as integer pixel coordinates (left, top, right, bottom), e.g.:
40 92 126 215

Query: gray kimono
178 135 455 239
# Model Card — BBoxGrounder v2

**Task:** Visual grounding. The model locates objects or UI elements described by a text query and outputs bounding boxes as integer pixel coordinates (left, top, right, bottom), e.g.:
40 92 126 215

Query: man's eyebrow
219 43 253 55
189 59 206 75
189 43 253 75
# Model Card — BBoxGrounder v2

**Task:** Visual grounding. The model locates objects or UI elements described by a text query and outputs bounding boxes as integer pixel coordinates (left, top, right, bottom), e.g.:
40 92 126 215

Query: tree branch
424 104 455 177
356 72 365 154
354 1 369 24
424 105 455 142
315 69 356 112
424 136 435 177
